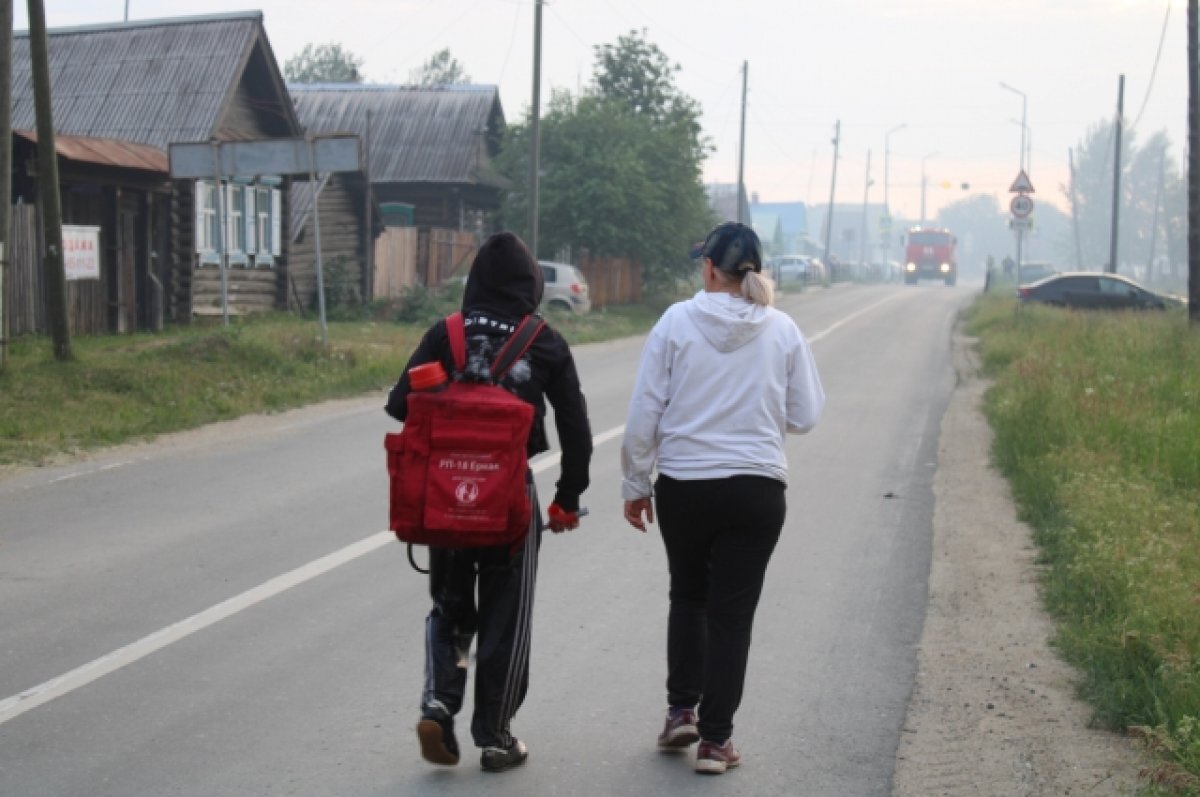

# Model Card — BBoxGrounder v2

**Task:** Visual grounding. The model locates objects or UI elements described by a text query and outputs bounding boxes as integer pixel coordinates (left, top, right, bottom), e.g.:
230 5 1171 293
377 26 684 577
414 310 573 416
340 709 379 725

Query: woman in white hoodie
621 222 825 775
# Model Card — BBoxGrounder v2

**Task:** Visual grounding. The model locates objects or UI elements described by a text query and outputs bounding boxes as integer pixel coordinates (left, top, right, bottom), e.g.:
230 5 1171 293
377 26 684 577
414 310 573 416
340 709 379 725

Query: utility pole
858 149 871 269
1068 147 1083 268
1190 0 1200 324
1190 1 1200 324
1147 143 1166 282
27 0 71 359
0 0 13 371
1108 74 1124 275
736 61 748 223
883 123 906 268
527 0 543 259
822 120 840 275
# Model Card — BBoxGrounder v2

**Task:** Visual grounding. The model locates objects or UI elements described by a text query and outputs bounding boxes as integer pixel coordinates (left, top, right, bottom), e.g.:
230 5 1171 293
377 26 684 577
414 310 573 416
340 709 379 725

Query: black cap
698 222 763 274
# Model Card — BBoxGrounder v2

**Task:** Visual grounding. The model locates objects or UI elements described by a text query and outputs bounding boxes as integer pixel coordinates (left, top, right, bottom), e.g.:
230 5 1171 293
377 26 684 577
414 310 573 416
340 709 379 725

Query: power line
1129 0 1173 132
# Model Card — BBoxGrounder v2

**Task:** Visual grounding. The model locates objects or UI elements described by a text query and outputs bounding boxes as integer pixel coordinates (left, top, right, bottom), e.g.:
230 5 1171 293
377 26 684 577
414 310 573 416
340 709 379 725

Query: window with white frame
228 185 245 255
194 181 218 256
256 187 272 261
194 180 282 266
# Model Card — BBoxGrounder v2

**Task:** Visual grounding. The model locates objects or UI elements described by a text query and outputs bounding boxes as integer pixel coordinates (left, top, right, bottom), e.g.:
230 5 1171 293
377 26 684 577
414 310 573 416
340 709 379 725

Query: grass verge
967 294 1200 793
0 292 662 470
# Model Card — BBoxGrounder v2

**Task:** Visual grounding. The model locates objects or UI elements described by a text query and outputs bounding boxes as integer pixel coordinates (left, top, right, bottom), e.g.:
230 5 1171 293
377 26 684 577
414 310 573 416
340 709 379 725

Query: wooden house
9 11 302 333
287 172 379 310
289 84 507 291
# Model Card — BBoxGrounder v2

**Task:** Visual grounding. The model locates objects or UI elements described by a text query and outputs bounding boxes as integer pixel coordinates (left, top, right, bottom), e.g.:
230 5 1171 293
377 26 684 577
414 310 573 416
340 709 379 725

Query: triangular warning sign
1009 170 1035 193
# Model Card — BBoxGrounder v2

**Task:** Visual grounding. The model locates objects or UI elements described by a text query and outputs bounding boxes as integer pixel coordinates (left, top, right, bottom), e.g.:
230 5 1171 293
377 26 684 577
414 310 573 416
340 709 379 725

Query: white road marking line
0 428 609 726
807 292 904 344
0 532 391 726
2 294 898 724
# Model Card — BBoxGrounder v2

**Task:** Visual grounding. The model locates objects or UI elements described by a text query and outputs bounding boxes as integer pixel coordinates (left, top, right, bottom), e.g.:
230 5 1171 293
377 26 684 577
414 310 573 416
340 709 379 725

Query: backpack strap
445 312 467 373
445 312 544 382
491 315 545 381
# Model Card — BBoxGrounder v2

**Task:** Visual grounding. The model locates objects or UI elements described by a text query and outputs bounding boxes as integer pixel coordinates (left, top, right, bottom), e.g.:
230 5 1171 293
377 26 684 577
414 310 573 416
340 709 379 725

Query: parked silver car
538 261 592 314
769 255 824 284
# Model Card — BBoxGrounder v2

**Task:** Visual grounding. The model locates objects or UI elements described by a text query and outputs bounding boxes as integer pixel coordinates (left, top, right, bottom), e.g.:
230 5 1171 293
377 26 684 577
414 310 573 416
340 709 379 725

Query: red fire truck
903 227 957 286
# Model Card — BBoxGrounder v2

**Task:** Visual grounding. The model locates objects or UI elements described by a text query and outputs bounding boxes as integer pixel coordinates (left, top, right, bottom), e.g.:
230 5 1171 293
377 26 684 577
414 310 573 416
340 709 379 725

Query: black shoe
416 709 460 766
480 738 528 772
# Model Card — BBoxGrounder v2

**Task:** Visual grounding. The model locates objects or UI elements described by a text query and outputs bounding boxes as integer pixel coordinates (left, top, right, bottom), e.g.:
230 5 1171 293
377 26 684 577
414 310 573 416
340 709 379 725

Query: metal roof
288 84 506 187
14 129 169 173
11 12 289 151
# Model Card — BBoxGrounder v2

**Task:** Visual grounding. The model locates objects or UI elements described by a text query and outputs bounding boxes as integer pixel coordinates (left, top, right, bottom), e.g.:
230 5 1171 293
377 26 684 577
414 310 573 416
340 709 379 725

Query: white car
538 261 592 314
770 255 824 284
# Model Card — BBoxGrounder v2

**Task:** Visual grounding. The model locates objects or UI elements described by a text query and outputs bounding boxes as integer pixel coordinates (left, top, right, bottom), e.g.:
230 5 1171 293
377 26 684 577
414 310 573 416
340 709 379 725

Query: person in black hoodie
385 231 592 773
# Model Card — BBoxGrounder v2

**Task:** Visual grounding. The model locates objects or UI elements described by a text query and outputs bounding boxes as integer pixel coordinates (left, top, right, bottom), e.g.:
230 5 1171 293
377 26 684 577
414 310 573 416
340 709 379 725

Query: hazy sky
14 0 1187 221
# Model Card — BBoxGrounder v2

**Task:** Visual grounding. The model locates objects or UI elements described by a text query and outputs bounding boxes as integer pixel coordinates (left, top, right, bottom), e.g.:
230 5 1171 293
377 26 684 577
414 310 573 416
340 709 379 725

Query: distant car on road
770 255 824 284
1018 261 1057 284
539 261 591 314
1017 272 1182 311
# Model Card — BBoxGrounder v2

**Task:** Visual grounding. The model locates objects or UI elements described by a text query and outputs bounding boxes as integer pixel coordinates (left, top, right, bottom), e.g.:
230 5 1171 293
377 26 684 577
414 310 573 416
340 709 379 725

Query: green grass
967 294 1200 793
0 290 663 470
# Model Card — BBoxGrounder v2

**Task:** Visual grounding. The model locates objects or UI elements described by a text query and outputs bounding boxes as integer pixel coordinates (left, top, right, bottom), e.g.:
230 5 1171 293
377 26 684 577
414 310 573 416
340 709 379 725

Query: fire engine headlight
905 262 917 272
940 263 950 273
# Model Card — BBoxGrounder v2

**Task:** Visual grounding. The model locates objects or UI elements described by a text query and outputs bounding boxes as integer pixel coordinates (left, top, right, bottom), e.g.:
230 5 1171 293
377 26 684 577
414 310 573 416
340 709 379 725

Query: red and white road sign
1010 194 1034 218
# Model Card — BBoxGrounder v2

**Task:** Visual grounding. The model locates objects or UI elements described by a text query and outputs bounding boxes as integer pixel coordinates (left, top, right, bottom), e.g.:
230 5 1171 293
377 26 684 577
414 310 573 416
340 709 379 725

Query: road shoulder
892 327 1143 796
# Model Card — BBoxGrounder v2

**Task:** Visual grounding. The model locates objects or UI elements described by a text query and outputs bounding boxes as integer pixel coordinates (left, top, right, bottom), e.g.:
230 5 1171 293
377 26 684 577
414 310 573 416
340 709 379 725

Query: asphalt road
0 282 976 796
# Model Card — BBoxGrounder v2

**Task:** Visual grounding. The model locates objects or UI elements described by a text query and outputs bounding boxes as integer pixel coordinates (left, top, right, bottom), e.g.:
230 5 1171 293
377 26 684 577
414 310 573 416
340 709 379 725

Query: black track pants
654 474 786 744
421 481 542 748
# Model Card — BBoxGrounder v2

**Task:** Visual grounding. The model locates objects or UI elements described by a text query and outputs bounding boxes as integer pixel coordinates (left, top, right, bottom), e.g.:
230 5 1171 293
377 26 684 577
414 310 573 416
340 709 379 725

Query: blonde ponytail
740 270 775 306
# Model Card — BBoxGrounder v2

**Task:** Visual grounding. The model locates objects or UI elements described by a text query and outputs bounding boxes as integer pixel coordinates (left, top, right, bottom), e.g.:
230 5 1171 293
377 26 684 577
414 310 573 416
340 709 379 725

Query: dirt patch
892 330 1144 796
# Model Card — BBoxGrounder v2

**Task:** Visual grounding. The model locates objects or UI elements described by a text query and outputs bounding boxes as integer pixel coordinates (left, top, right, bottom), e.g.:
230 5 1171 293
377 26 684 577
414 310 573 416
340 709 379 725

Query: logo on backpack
455 479 480 505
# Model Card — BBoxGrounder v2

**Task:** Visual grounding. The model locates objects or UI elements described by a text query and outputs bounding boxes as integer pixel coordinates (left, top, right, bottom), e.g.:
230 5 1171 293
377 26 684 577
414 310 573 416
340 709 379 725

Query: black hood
462 231 544 319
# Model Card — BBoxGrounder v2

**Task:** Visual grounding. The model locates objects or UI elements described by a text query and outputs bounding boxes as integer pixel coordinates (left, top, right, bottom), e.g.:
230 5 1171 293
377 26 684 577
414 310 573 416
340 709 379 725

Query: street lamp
999 81 1027 173
1000 81 1029 274
883 123 906 265
920 151 938 227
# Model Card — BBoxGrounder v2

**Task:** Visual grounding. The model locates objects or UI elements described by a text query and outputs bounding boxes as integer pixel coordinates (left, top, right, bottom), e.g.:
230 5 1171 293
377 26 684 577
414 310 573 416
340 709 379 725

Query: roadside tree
284 43 364 83
410 48 471 86
496 31 713 292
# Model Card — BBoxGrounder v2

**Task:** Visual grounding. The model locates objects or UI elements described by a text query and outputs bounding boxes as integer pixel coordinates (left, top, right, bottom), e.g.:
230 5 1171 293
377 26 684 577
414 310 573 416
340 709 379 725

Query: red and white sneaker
657 707 700 749
695 739 741 774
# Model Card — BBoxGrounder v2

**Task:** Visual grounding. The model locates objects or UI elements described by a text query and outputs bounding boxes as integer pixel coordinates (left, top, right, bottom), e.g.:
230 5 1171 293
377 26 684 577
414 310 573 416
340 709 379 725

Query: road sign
1009 170 1035 193
168 135 361 179
1010 217 1032 231
1010 194 1034 218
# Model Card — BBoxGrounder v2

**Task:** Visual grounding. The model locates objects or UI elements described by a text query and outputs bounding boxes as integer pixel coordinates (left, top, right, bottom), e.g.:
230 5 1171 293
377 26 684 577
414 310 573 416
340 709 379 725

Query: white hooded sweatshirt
621 290 825 500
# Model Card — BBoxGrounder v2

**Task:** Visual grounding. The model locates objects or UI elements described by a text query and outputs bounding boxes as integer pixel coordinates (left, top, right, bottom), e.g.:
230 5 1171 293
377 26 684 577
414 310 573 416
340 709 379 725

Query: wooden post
0 0 13 370
27 0 70 359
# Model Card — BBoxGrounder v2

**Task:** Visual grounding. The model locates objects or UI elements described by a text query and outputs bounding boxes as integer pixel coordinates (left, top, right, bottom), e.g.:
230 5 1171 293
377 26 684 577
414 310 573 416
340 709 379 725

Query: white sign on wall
63 225 102 281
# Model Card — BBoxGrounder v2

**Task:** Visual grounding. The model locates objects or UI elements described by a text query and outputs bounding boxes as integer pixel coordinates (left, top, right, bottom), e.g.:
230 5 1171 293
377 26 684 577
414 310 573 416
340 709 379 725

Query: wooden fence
5 204 108 336
374 227 477 298
578 255 642 307
373 227 419 298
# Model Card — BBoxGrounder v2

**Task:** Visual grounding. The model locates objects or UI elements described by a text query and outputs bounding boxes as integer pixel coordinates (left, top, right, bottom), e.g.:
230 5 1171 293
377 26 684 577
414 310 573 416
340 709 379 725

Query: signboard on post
168 135 362 342
63 225 101 281
168 135 360 179
1009 170 1036 194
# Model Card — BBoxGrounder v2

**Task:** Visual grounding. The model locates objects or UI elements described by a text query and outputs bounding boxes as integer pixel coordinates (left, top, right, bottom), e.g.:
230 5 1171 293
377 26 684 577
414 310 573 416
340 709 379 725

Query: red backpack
386 312 545 549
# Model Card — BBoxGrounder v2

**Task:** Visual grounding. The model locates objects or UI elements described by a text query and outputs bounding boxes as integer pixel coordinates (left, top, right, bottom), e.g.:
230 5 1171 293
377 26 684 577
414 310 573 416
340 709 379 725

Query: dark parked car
1017 272 1182 310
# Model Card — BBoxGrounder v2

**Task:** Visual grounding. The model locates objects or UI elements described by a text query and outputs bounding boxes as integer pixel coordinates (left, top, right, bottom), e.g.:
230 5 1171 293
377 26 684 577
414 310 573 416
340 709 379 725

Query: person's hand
623 498 654 532
547 503 581 533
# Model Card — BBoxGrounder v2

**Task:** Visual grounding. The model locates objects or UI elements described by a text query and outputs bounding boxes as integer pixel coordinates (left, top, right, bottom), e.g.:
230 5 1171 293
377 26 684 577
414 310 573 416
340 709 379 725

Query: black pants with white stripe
655 474 786 744
422 478 542 749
